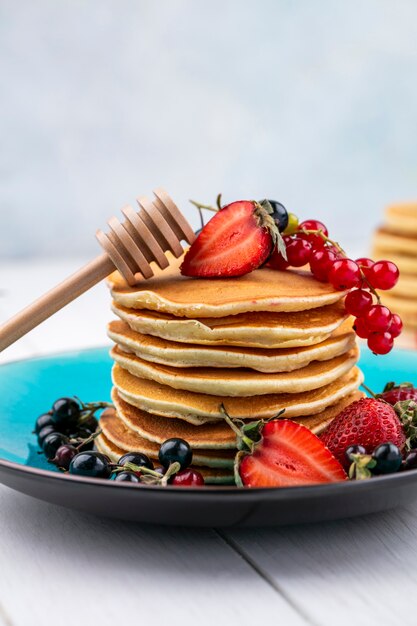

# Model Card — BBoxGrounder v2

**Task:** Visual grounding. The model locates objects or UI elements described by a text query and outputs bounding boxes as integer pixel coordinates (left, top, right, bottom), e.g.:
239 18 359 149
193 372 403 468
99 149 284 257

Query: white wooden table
0 259 416 626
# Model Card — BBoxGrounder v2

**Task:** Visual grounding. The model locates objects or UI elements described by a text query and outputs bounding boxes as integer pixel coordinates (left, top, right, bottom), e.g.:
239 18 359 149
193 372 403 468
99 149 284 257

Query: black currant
37 425 57 448
402 450 417 471
34 412 54 434
51 397 81 430
118 452 154 470
345 444 366 464
158 438 192 470
80 415 99 432
113 471 141 483
53 445 77 470
372 443 402 475
42 433 70 459
69 451 112 478
266 200 289 232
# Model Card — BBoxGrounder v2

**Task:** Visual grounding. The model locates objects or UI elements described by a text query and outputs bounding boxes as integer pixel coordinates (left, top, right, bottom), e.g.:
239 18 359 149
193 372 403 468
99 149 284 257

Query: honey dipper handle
0 253 115 352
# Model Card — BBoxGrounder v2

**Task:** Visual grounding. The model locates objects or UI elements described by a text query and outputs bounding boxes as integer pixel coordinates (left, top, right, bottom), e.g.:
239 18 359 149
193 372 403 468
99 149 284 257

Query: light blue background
1 0 417 258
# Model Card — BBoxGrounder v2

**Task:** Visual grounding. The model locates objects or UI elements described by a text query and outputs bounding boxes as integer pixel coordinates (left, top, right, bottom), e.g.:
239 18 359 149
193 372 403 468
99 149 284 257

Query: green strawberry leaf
394 399 417 450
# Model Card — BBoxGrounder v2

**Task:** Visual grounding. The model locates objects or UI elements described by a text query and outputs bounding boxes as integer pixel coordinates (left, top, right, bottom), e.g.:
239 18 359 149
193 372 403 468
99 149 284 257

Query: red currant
367 332 394 355
355 257 374 285
367 260 399 290
171 469 205 486
268 247 290 270
298 219 328 248
285 238 312 267
344 289 373 317
328 259 361 290
389 313 403 338
353 317 369 339
365 304 392 332
309 248 338 282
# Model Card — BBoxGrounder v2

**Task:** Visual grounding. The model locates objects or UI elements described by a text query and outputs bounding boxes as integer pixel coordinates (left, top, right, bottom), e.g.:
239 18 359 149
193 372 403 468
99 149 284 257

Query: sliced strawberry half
235 419 347 488
181 200 278 277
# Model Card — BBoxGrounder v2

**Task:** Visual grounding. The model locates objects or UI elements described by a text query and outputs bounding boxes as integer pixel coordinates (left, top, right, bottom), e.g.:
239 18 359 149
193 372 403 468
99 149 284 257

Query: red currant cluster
269 219 402 355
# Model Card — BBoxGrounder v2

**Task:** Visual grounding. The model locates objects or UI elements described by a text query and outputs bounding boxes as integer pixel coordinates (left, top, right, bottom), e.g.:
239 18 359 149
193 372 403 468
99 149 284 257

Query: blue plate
0 346 416 527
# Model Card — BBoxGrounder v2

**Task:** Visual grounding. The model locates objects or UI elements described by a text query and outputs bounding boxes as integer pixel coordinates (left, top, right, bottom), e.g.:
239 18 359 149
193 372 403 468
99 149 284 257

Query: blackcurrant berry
159 438 193 470
51 397 81 430
34 412 54 434
53 444 77 470
118 452 154 470
79 415 99 433
403 450 417 471
113 471 141 483
372 443 402 475
37 425 57 448
345 444 366 464
266 200 289 232
42 433 70 459
69 451 112 479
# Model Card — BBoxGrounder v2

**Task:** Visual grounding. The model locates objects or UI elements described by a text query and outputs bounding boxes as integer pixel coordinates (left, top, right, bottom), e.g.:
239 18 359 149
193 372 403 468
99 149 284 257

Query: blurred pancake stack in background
372 203 417 341
96 254 363 484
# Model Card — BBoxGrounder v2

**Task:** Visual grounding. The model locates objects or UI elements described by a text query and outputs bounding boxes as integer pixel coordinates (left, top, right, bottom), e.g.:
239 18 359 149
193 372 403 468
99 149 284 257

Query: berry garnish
309 248 338 282
285 237 312 267
365 304 392 332
379 382 417 406
113 471 141 483
389 314 403 338
298 219 328 248
352 317 369 339
320 398 406 469
371 443 402 475
328 259 361 290
34 412 54 434
345 444 366 465
266 200 289 232
42 433 70 460
52 444 77 470
37 425 56 448
181 200 280 277
118 452 154 471
69 451 112 479
367 331 394 355
367 260 399 290
403 450 417 471
171 469 205 486
344 289 373 317
158 438 193 470
51 397 81 430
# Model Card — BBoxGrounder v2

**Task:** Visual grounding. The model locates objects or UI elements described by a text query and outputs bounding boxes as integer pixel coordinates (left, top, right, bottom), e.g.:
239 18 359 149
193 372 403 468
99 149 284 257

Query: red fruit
353 316 369 338
367 331 394 355
367 260 399 290
344 289 373 317
298 219 328 249
171 469 205 486
389 314 403 338
320 398 406 469
380 384 417 405
238 420 346 487
328 259 361 290
309 248 338 282
285 237 312 267
181 200 276 277
268 248 290 270
365 304 392 332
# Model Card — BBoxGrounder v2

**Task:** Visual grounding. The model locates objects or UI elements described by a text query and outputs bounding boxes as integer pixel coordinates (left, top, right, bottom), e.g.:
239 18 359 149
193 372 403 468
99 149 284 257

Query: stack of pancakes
96 254 363 484
372 203 417 332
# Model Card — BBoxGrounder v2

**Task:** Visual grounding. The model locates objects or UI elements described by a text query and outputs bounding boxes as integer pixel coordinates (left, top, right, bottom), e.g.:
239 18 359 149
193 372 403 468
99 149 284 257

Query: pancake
110 344 359 396
95 434 235 485
108 253 347 318
107 319 356 373
111 301 349 348
389 274 417 298
384 203 417 236
112 361 364 422
372 228 417 257
371 249 417 275
108 388 362 450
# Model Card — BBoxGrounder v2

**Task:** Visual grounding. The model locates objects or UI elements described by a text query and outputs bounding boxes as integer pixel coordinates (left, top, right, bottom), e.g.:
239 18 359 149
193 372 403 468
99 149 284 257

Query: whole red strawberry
181 200 279 277
320 398 406 469
379 382 417 406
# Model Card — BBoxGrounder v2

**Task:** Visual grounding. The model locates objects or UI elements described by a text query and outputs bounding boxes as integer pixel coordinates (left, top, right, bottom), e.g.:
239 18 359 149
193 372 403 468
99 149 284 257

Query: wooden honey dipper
0 188 196 352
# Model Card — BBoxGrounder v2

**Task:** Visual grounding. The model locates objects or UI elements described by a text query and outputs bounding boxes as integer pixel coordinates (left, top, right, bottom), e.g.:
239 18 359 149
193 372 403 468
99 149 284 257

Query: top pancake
108 252 346 318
